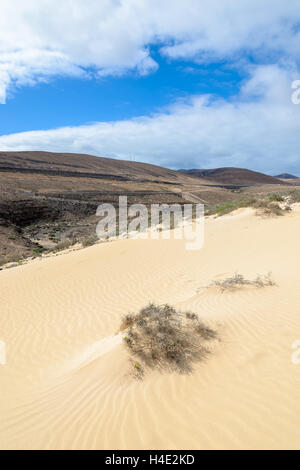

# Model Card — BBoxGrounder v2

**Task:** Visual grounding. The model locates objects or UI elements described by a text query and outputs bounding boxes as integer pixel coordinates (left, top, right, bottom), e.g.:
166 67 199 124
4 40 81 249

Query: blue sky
0 55 242 135
0 1 300 175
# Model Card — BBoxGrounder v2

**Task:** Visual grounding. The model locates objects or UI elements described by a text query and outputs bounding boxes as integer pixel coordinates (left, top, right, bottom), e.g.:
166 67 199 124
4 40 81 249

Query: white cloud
0 65 299 175
1 1 300 173
1 0 300 102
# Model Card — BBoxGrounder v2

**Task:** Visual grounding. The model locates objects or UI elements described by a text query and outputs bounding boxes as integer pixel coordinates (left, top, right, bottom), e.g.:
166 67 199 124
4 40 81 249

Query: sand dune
0 207 300 449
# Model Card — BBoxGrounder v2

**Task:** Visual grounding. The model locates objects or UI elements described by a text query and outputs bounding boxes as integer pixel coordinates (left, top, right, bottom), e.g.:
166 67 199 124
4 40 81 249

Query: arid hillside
0 151 202 184
180 167 286 186
0 151 298 266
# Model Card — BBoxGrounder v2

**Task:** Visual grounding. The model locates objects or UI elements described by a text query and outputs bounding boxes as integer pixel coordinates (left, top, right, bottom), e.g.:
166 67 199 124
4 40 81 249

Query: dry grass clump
120 303 217 378
253 200 285 217
212 272 275 292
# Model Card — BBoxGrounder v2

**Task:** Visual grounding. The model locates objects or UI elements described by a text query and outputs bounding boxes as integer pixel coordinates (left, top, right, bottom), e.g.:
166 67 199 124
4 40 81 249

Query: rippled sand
0 207 300 449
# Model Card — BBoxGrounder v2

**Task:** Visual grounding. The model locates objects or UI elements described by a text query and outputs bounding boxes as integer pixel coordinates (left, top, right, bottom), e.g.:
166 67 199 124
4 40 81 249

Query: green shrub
32 246 44 256
268 194 284 202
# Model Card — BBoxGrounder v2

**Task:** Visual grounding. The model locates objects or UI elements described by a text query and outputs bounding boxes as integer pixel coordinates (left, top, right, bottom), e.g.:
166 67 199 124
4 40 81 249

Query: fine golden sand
0 207 300 449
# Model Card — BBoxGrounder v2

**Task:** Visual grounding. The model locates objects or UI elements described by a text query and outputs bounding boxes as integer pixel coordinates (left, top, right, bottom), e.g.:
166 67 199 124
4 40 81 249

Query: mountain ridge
275 173 299 179
179 167 288 186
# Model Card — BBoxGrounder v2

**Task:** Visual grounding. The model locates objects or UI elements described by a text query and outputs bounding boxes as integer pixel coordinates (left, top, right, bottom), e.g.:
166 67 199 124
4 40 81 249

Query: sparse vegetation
207 196 289 217
211 272 275 292
121 303 217 378
268 194 284 202
289 191 300 203
254 200 284 216
81 236 98 247
32 246 44 256
207 198 257 217
51 239 77 253
1 150 300 266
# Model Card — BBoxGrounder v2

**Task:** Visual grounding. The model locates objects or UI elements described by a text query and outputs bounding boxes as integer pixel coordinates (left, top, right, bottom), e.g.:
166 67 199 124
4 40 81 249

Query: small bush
212 272 275 292
51 240 77 252
32 246 44 257
253 200 284 216
82 236 98 247
121 303 217 378
268 194 284 202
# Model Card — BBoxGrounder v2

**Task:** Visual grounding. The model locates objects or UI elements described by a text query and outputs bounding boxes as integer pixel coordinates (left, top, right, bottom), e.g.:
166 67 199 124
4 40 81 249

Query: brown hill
180 167 287 186
0 152 296 267
275 173 299 179
0 151 198 185
0 151 212 265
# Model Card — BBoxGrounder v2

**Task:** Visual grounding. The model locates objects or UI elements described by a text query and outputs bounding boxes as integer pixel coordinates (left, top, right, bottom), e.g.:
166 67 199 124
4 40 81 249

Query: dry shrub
121 303 217 378
253 200 284 217
212 272 275 292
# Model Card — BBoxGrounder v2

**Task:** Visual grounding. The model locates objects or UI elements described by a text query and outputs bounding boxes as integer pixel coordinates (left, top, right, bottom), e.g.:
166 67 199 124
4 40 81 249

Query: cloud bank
0 65 299 175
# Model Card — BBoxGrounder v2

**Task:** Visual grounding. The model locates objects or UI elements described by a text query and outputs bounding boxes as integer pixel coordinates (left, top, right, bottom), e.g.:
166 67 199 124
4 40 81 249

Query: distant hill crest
179 167 287 186
275 173 299 179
